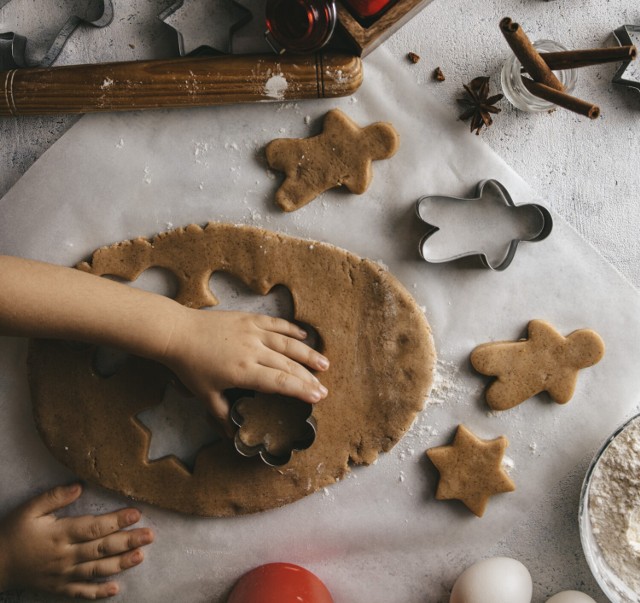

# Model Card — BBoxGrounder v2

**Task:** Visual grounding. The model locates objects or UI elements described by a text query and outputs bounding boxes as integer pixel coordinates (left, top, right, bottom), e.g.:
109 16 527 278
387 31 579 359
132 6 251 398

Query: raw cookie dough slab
28 223 436 516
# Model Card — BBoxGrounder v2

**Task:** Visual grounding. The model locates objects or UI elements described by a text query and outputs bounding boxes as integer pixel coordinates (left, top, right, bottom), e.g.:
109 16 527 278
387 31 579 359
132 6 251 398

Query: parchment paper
1 48 639 602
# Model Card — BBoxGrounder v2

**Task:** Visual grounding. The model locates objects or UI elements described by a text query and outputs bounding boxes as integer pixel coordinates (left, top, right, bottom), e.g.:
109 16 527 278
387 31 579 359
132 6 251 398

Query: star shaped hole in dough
136 384 221 473
426 424 515 517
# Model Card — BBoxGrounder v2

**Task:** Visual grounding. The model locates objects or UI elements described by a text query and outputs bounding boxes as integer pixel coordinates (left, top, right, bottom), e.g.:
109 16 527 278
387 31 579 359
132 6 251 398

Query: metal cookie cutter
613 25 640 94
0 0 113 70
159 0 252 56
415 179 553 271
230 394 317 467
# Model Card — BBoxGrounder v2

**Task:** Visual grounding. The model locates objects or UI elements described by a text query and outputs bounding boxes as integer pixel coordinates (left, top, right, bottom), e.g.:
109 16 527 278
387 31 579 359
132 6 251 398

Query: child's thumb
28 483 82 517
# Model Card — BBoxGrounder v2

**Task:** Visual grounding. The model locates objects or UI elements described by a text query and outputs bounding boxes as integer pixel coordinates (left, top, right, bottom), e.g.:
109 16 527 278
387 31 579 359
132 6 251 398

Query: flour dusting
265 74 288 100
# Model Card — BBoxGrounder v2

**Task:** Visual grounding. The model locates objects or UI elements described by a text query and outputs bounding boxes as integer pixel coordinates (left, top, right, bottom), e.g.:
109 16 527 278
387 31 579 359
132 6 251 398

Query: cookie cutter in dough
230 395 318 467
0 0 113 70
415 179 553 271
612 25 640 94
159 0 252 56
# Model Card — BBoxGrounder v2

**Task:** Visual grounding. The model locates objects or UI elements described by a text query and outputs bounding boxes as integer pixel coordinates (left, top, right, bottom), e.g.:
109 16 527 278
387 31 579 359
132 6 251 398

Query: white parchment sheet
1 49 639 602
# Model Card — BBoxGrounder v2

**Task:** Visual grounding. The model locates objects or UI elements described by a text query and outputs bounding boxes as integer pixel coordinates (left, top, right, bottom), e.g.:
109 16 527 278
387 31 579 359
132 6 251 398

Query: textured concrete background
0 1 638 601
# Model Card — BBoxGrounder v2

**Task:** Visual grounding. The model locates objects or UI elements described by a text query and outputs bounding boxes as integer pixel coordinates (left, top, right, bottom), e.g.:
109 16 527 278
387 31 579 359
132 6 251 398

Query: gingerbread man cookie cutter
0 0 113 70
230 395 318 467
415 179 553 271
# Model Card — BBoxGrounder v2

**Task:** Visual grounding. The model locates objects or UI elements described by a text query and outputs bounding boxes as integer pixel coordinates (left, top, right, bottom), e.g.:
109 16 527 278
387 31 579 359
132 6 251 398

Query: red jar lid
342 0 394 18
227 562 334 603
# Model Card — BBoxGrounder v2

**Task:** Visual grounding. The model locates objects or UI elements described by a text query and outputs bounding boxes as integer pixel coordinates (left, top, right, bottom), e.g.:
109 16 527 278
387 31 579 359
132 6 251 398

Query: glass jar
265 0 337 54
501 40 578 112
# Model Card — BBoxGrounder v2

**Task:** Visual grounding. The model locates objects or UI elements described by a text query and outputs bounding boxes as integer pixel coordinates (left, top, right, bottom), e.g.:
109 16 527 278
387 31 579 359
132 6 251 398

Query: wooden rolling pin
0 52 362 116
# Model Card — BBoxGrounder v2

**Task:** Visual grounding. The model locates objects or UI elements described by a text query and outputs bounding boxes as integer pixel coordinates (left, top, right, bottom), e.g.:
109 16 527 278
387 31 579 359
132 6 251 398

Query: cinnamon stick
541 45 636 71
500 17 564 90
521 77 600 119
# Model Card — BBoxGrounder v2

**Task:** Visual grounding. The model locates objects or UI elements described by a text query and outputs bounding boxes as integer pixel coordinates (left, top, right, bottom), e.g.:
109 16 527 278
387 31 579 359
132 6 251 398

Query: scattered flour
193 141 210 165
429 358 475 406
264 74 288 100
589 415 640 594
502 455 515 473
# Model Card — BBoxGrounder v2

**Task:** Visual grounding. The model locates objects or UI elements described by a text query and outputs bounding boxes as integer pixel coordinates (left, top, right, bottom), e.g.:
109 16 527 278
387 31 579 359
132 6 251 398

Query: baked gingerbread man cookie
265 108 399 212
426 425 515 517
471 319 605 411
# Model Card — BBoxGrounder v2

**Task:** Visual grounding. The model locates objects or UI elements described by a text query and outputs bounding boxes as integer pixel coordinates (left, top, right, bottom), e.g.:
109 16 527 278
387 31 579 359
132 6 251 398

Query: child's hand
162 309 330 435
0 483 153 599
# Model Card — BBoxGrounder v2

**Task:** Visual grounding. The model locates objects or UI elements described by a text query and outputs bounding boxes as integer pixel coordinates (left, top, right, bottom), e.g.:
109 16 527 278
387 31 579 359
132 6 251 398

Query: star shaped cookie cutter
612 24 640 94
415 179 553 271
159 0 252 56
0 0 113 70
230 394 317 467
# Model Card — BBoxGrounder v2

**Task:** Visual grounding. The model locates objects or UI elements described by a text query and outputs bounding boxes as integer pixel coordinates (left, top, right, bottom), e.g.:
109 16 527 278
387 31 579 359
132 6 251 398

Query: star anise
457 76 504 135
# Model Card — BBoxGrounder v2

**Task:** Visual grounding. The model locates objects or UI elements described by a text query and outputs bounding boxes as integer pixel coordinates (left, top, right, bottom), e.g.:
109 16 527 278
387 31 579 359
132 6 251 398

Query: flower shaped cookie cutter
415 179 553 271
230 393 317 467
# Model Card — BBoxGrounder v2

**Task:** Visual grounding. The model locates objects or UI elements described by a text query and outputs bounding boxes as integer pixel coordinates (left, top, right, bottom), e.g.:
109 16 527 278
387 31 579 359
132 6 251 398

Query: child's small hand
0 483 154 599
162 309 330 435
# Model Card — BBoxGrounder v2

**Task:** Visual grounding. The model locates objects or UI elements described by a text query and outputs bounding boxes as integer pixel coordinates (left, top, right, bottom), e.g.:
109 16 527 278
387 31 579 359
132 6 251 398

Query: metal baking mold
159 0 252 56
230 395 317 467
0 0 113 70
416 179 553 271
612 24 640 94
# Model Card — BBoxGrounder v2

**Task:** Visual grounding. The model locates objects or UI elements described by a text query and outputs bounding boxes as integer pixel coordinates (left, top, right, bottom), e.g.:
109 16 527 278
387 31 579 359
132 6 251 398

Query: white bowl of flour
579 412 640 602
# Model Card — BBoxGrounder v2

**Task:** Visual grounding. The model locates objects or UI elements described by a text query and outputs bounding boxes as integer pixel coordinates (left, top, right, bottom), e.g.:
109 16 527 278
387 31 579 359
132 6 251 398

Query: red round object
227 563 334 603
342 0 394 18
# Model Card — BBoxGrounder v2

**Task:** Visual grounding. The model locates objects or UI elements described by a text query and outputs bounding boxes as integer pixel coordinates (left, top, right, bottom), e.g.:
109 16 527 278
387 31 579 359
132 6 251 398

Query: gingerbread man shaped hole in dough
266 108 399 212
470 319 605 410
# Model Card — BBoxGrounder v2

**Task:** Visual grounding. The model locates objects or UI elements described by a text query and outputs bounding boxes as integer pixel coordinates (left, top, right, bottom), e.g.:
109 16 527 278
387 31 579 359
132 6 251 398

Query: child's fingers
248 366 328 403
27 483 83 517
71 548 144 580
259 350 322 389
67 508 141 543
255 315 308 340
59 580 119 599
74 527 154 563
261 333 329 371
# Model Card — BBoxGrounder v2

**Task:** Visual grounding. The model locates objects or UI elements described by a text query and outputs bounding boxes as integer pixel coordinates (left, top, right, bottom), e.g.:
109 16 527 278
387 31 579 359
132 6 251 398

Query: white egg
546 592 597 603
450 556 533 603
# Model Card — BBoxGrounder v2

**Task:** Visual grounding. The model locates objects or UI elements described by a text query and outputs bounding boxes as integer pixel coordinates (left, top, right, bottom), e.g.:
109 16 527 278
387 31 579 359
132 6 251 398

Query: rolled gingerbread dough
28 223 436 516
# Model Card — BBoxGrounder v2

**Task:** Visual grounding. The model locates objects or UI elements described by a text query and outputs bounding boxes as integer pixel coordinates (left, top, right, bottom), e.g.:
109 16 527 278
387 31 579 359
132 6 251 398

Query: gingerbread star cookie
470 319 605 411
426 425 515 517
265 108 399 212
